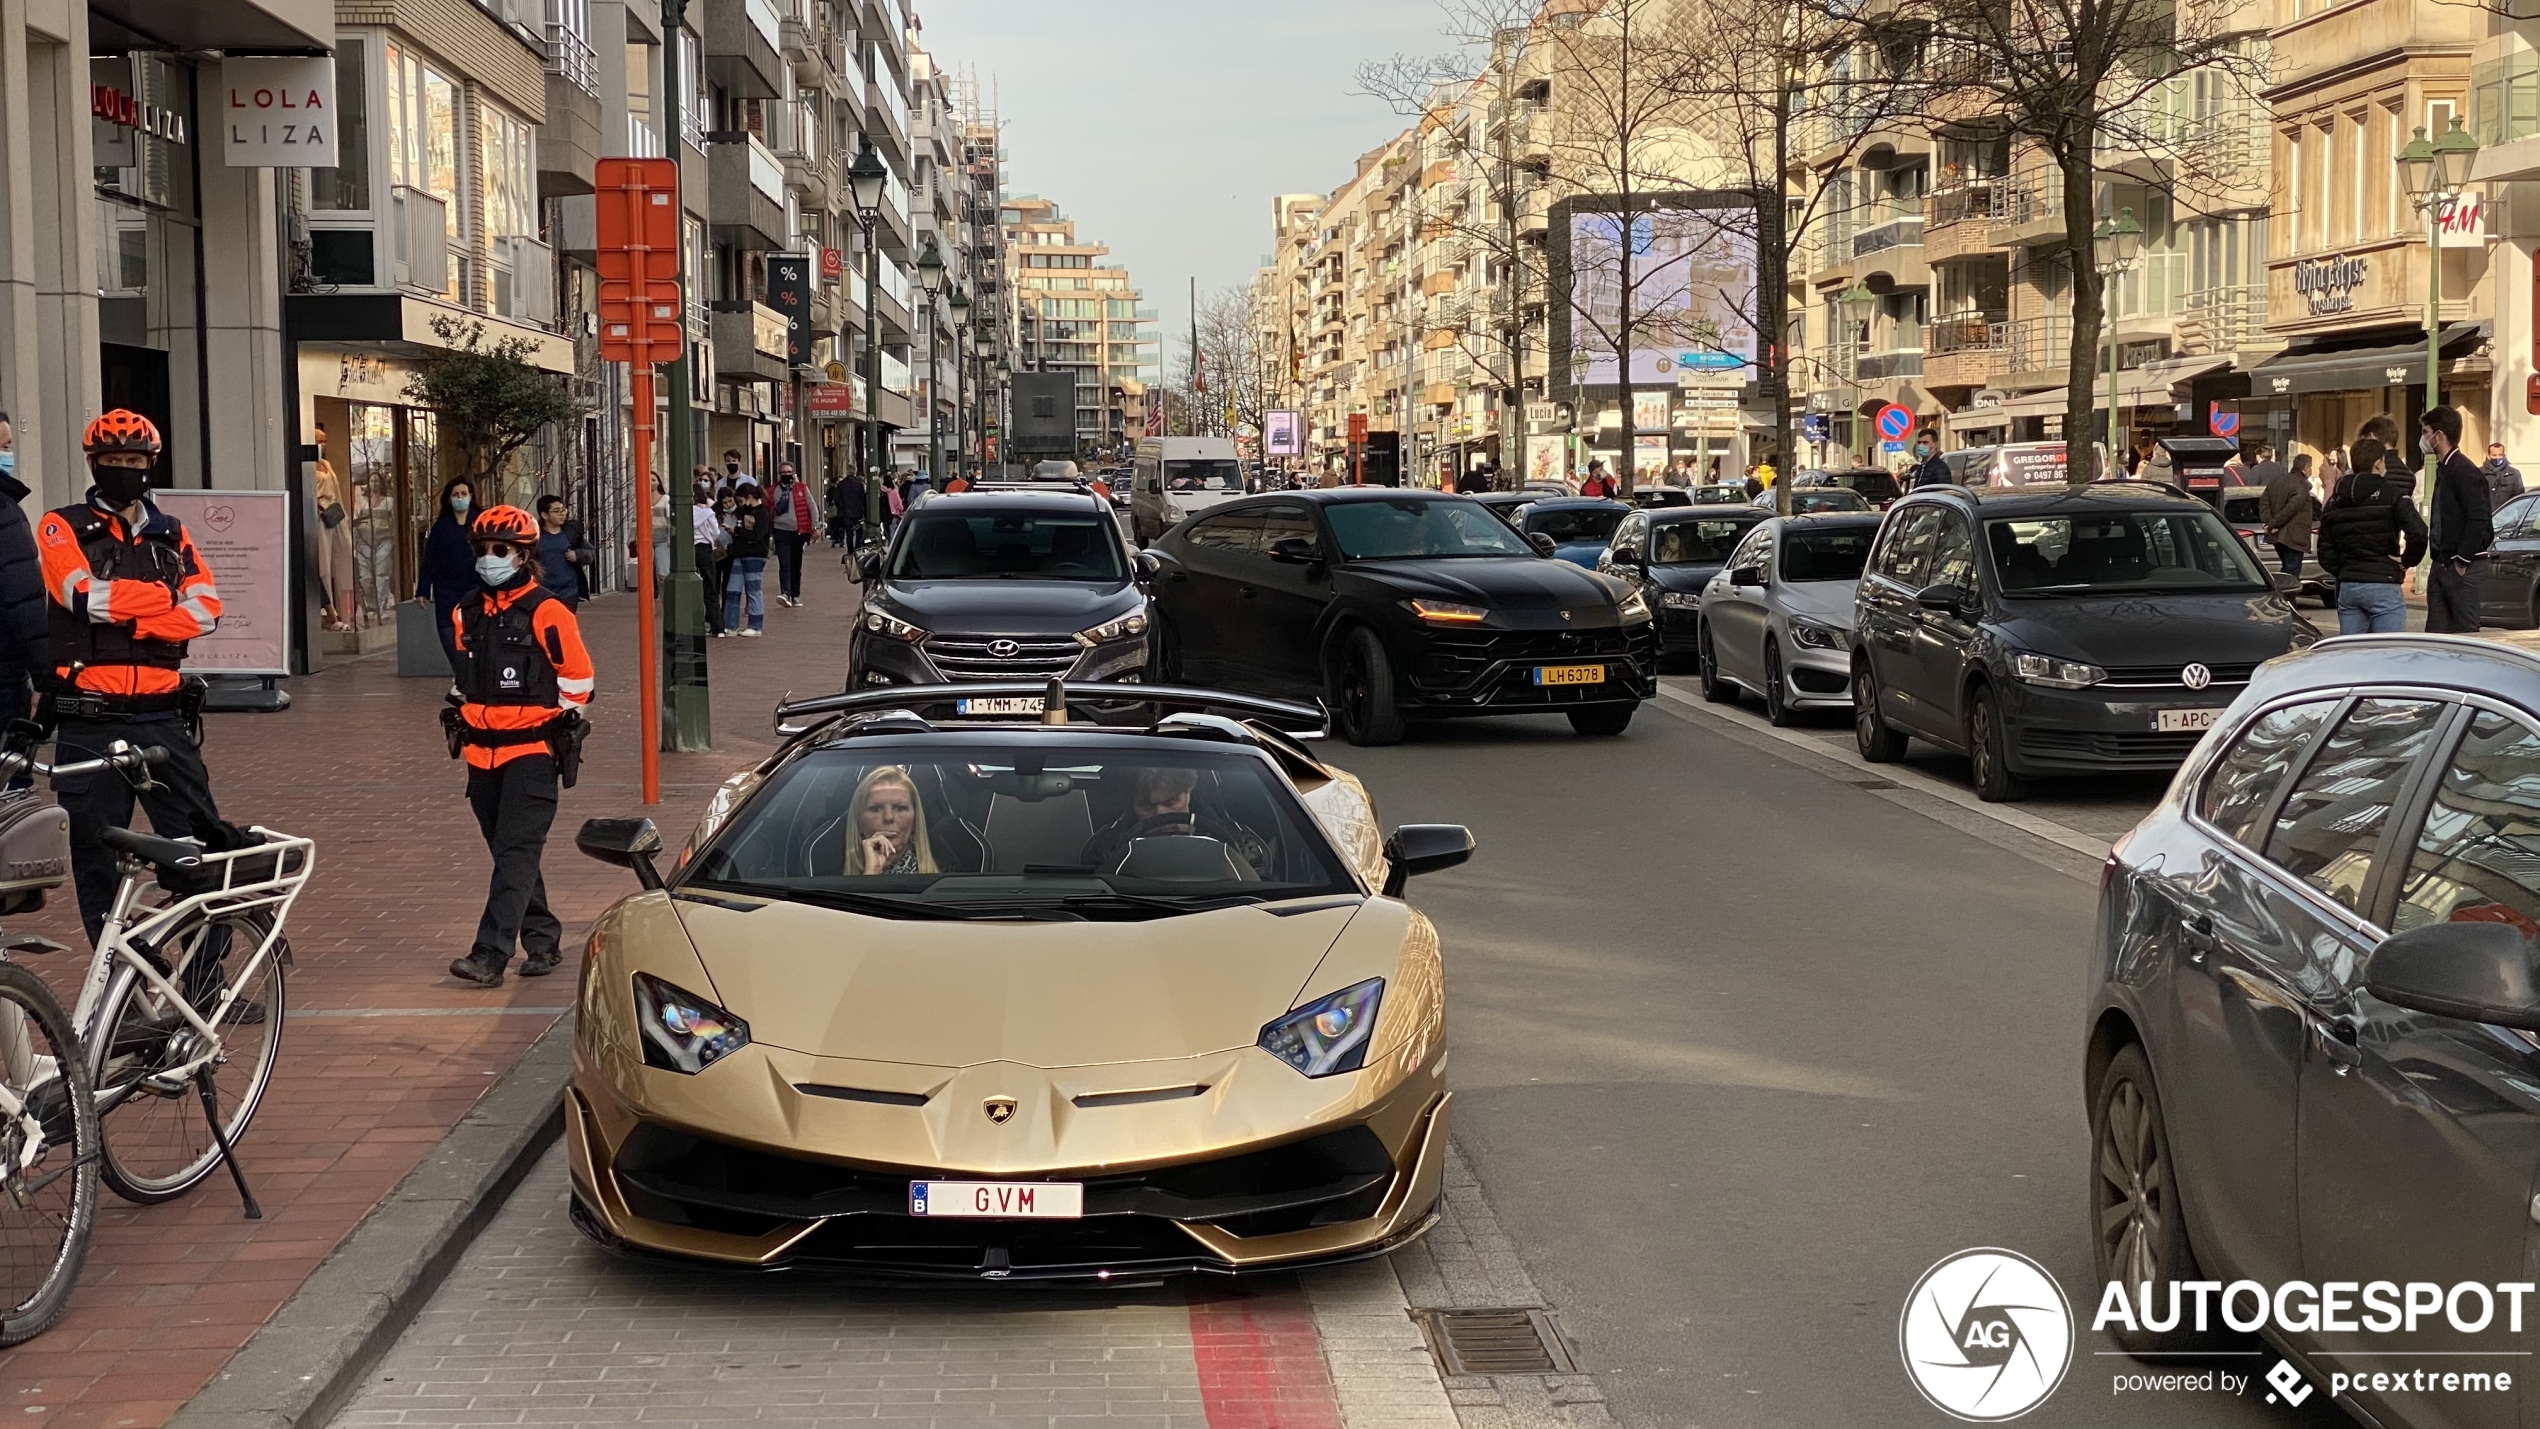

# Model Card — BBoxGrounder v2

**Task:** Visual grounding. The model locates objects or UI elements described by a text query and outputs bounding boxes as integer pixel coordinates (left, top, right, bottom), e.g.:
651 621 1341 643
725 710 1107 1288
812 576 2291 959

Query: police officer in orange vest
35 410 227 940
442 505 595 987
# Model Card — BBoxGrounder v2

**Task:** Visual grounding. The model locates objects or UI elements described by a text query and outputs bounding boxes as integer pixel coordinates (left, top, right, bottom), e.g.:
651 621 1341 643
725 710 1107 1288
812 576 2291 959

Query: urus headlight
1259 977 1384 1077
633 973 750 1074
860 607 925 642
1406 599 1488 625
1078 611 1150 645
1616 588 1653 624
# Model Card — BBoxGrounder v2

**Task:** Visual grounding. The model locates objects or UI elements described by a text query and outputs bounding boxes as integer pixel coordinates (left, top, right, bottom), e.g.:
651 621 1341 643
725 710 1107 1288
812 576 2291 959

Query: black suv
2087 636 2540 1425
1852 482 2317 800
847 490 1150 699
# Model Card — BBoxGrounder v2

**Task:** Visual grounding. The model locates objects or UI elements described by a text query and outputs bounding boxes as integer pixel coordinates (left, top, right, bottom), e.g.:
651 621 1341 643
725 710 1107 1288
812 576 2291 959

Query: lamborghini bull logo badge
982 1096 1018 1125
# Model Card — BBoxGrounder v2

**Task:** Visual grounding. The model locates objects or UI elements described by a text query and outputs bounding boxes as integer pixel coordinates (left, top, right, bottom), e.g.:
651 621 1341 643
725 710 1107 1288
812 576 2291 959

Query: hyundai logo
988 639 1022 658
2181 663 2213 691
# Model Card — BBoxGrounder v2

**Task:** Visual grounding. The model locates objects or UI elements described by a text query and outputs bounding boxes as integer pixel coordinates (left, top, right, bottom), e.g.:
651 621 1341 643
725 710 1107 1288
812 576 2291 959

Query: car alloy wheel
1330 627 1405 747
1764 641 1794 727
1854 658 1906 763
1698 624 1739 704
1967 686 2027 802
2091 1043 2204 1354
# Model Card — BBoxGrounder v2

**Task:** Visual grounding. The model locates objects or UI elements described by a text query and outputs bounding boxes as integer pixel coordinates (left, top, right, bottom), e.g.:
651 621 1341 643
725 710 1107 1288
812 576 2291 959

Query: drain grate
1414 1308 1576 1376
1845 777 1901 791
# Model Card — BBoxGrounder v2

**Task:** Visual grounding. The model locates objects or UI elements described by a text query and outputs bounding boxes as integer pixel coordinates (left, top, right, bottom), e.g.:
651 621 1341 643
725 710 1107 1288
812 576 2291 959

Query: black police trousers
52 713 223 943
466 754 561 969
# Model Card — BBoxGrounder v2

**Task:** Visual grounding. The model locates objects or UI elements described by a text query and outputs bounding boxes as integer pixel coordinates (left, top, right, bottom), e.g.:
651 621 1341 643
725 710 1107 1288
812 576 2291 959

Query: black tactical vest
456 586 563 707
46 503 193 673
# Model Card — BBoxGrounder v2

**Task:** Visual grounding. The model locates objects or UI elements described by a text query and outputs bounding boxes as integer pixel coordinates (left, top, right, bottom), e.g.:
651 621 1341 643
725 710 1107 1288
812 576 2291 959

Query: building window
313 38 370 212
482 104 534 241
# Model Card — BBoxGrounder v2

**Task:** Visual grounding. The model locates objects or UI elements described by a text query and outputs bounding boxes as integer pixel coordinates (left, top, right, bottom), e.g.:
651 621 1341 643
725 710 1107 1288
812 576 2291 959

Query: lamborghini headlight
1078 611 1149 645
1406 599 1488 625
859 607 925 642
1616 588 1653 624
1258 978 1384 1077
633 973 750 1074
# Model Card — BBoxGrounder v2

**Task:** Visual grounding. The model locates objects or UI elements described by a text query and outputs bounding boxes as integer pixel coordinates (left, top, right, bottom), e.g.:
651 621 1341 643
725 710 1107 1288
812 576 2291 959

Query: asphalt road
1336 693 2348 1429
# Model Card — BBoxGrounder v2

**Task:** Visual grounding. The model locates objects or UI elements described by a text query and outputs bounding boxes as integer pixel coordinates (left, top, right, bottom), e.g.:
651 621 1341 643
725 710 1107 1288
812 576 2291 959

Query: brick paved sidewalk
1 547 867 1429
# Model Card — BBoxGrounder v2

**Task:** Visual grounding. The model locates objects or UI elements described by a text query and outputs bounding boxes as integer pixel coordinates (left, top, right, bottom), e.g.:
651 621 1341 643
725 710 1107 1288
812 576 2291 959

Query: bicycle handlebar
0 740 167 781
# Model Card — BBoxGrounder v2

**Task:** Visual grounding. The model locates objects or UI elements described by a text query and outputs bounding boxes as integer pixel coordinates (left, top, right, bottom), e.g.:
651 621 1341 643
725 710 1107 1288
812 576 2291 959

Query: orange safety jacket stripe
37 507 221 697
451 584 594 769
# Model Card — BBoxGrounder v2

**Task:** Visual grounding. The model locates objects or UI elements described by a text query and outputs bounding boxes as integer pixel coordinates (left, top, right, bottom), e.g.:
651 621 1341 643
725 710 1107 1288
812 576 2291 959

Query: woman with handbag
312 423 357 631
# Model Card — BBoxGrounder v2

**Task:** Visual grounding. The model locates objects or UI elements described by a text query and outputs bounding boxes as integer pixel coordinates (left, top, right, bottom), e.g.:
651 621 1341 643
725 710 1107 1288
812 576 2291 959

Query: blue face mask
451 495 472 518
0 452 15 477
476 554 518 587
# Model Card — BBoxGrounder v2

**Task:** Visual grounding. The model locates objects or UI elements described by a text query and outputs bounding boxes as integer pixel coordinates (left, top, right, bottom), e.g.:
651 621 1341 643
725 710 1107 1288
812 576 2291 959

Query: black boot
449 948 508 987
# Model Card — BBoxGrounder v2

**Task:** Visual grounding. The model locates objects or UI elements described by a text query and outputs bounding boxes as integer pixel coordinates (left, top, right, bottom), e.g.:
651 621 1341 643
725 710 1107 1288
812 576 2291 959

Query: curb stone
162 1013 575 1429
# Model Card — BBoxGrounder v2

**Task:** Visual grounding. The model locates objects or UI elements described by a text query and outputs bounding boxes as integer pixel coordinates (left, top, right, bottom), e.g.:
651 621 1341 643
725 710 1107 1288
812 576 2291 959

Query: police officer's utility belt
451 721 559 749
52 690 182 719
439 708 589 788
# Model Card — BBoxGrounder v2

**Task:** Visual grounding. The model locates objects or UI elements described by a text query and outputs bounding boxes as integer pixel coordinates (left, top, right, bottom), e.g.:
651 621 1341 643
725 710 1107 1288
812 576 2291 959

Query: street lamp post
1837 281 1874 464
2093 208 2144 482
915 235 946 487
948 287 972 479
847 142 888 543
658 0 708 749
2399 119 2481 499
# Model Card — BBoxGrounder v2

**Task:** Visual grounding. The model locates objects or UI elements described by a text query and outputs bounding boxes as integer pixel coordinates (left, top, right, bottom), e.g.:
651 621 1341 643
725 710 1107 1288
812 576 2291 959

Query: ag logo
1899 1248 2073 1421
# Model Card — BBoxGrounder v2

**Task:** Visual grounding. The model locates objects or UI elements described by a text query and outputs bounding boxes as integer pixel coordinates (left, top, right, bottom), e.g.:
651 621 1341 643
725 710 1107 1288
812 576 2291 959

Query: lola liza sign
220 57 335 167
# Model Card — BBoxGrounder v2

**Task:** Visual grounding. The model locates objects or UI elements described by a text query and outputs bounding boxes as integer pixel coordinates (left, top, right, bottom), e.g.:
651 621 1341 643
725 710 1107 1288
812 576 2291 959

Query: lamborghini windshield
679 743 1360 919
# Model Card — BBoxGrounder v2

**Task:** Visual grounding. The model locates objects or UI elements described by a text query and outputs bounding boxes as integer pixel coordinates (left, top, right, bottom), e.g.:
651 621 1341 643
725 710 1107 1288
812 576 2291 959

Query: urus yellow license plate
1532 664 1608 686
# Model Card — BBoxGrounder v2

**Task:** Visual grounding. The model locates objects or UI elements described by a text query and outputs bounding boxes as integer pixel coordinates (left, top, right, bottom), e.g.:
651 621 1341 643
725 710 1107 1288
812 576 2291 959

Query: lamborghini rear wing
773 680 1327 737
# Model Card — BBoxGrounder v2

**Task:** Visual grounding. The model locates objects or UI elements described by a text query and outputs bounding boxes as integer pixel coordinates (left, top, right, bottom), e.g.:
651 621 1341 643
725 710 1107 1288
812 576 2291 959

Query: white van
1130 437 1244 544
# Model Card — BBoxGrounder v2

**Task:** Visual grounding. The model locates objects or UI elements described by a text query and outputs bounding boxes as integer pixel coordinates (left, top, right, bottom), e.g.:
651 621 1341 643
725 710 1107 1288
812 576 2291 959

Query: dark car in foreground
2088 634 2540 1427
1147 489 1656 745
847 491 1149 707
1852 482 2317 800
1599 505 1770 672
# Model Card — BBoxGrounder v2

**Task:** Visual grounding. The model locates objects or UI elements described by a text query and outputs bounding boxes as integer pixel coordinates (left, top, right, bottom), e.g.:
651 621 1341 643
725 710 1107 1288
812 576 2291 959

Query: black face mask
92 465 151 508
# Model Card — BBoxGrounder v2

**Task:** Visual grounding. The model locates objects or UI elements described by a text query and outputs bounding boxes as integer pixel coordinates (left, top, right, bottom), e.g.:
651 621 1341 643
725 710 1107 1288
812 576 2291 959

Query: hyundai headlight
1790 617 1846 651
1661 590 1703 610
1258 978 1384 1077
2009 651 2106 689
1616 589 1653 624
859 607 925 643
1406 599 1488 625
633 973 750 1074
1078 611 1150 645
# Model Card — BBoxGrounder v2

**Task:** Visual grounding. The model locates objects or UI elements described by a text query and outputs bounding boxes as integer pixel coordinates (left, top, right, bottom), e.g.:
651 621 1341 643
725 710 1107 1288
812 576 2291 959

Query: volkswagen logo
2181 663 2213 691
982 1096 1018 1125
987 639 1022 659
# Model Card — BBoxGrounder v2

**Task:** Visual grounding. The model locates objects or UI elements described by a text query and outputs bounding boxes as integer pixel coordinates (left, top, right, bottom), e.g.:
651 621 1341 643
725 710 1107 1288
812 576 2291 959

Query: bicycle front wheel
89 911 286 1204
0 961 100 1346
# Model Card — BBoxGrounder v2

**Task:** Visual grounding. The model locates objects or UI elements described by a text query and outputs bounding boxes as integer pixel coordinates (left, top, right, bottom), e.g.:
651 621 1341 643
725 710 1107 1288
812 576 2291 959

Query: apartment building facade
1002 195 1154 458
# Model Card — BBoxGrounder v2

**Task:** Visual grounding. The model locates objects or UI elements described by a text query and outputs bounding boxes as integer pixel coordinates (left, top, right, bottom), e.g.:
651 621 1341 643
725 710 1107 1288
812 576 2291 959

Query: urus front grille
923 634 1082 682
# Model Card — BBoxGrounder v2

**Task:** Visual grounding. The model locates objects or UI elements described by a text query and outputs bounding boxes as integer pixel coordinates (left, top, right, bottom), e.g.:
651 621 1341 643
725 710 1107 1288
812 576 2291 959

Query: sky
918 0 1466 379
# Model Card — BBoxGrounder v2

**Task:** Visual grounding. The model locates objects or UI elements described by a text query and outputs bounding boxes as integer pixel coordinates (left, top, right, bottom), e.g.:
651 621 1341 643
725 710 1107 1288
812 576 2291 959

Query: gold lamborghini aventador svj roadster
564 682 1472 1280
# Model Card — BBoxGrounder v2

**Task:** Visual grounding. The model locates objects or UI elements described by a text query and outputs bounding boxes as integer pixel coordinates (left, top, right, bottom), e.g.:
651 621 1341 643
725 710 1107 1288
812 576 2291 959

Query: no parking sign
2208 404 2241 440
1874 404 1915 443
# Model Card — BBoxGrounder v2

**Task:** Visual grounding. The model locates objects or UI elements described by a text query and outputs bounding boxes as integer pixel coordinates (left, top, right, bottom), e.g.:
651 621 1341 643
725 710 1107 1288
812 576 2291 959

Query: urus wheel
1329 628 1405 746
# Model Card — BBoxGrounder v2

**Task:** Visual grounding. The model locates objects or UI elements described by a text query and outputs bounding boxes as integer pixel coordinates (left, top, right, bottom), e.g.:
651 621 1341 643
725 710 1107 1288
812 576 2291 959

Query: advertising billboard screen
1561 196 1761 394
1264 409 1303 457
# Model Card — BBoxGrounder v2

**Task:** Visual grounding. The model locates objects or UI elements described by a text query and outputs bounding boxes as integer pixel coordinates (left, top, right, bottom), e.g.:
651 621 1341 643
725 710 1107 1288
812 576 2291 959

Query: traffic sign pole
596 158 688 804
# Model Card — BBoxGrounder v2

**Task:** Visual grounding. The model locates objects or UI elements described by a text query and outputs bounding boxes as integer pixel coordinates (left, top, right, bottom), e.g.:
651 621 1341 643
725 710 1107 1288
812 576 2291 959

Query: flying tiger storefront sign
220 57 336 167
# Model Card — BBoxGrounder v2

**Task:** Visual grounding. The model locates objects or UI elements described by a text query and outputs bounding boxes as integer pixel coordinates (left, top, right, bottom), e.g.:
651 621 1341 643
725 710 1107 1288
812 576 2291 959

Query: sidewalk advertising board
1264 409 1303 456
155 490 289 676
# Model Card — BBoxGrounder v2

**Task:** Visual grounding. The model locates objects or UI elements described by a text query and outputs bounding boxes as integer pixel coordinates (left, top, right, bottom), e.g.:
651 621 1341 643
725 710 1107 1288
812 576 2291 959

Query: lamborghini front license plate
1531 664 1607 686
956 697 1045 716
909 1180 1084 1218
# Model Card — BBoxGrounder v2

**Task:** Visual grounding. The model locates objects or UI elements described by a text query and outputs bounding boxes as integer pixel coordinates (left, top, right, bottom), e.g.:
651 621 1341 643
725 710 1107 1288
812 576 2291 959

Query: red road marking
1187 1282 1343 1429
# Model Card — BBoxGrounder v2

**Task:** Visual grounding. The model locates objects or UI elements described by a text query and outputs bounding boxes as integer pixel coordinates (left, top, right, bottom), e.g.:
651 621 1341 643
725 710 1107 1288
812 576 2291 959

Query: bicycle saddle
100 827 203 871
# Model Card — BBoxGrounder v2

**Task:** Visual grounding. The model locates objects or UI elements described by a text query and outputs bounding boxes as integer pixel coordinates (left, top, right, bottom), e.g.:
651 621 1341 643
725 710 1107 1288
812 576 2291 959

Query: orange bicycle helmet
470 504 538 546
83 409 161 456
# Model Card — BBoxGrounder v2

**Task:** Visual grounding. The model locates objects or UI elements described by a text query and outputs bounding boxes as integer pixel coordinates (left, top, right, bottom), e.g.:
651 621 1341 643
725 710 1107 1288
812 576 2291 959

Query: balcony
1923 183 2006 264
867 75 910 166
1853 349 1924 382
707 134 787 250
1996 314 2074 386
537 17 601 198
1923 314 2003 389
704 0 783 99
388 185 449 297
710 299 788 381
779 0 829 83
2179 284 2265 356
489 235 555 329
1989 174 2068 249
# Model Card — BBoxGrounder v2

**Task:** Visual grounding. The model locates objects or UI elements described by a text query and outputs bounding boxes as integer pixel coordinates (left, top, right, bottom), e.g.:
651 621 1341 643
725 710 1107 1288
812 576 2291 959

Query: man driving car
1082 767 1268 874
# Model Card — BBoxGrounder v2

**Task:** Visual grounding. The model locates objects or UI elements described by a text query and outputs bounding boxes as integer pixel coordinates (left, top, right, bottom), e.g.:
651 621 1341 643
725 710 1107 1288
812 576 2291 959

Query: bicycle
0 741 158 1344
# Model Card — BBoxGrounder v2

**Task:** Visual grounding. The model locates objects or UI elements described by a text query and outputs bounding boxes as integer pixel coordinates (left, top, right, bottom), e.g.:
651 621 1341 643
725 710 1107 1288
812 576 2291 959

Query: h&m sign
221 57 336 167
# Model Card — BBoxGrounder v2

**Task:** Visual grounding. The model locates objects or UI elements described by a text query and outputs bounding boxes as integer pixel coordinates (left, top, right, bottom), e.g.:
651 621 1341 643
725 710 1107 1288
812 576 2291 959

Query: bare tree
1811 0 2267 481
1174 285 1270 442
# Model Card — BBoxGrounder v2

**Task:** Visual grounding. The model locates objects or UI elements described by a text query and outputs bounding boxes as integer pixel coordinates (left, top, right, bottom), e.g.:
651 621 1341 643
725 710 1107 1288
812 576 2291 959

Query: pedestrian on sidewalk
533 494 591 608
2422 405 2494 635
1905 433 1952 490
443 504 593 988
691 478 727 636
717 449 746 498
38 411 230 941
2484 441 2525 511
720 481 769 637
2253 440 2314 581
2316 437 2426 636
770 462 811 607
413 478 477 676
648 475 671 592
